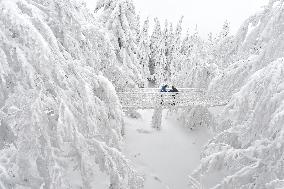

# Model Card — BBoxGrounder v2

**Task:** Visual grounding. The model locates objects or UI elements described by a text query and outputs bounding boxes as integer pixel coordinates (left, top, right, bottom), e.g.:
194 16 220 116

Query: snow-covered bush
0 0 143 188
177 106 215 130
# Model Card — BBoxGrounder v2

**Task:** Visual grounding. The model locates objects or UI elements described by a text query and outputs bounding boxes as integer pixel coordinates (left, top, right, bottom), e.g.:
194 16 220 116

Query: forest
0 0 284 188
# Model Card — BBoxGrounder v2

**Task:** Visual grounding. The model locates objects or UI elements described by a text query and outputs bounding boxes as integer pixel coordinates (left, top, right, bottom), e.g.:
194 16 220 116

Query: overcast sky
86 0 269 37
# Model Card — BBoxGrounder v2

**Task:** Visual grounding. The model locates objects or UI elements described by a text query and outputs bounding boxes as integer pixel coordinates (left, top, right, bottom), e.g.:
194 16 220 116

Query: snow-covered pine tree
173 27 215 89
209 0 284 97
134 14 141 44
162 20 176 83
149 17 160 82
190 1 284 188
149 17 166 86
137 18 151 85
155 43 167 86
180 29 193 57
176 28 195 83
0 0 144 188
220 20 230 38
170 16 184 76
95 0 144 90
210 20 235 69
166 22 175 81
149 18 176 86
172 25 219 130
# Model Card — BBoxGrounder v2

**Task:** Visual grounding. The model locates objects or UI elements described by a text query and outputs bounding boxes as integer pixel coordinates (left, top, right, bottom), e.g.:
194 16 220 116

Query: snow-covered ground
123 109 212 189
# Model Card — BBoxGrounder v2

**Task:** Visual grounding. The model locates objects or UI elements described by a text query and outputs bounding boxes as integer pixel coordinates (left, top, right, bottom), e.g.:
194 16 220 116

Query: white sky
86 0 269 37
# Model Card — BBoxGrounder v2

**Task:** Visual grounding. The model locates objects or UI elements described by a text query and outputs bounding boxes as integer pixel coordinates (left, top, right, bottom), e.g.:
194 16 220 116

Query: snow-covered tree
0 0 143 188
149 18 167 85
209 20 235 69
152 108 163 130
173 27 218 89
137 18 151 84
180 29 193 57
171 16 184 74
190 1 284 188
191 58 284 189
148 17 185 86
220 20 230 38
162 20 177 83
177 105 215 130
172 27 219 131
95 0 144 90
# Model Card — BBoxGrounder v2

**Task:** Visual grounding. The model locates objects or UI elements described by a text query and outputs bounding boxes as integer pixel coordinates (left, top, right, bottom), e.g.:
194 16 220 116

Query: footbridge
117 88 227 109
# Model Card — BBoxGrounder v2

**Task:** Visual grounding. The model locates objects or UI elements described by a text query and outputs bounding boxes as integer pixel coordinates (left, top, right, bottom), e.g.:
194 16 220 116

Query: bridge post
152 106 163 130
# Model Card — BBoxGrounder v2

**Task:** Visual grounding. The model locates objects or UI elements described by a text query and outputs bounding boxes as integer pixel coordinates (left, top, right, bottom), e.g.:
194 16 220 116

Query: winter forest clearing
1 0 284 188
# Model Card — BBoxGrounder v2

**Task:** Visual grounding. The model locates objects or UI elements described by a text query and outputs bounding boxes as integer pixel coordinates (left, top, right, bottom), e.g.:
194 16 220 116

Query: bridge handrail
116 87 229 109
116 91 205 94
118 88 206 92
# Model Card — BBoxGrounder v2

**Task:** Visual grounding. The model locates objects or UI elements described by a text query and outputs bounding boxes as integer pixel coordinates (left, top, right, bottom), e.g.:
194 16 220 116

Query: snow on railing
117 88 228 109
188 176 202 189
119 87 205 93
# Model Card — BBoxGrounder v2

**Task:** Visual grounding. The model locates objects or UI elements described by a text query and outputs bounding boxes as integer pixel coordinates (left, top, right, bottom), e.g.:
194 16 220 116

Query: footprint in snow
153 175 162 183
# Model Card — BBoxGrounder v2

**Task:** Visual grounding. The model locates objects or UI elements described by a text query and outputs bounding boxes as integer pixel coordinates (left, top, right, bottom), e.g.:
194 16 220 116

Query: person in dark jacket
160 84 168 105
169 86 178 93
160 84 169 92
169 86 179 105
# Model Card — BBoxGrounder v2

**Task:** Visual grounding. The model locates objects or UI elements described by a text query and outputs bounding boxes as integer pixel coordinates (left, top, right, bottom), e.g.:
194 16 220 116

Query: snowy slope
123 110 212 189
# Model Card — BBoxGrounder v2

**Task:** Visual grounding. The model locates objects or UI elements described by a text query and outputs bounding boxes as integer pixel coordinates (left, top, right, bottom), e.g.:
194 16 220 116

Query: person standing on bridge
160 84 169 92
169 86 178 93
160 84 168 105
169 86 179 106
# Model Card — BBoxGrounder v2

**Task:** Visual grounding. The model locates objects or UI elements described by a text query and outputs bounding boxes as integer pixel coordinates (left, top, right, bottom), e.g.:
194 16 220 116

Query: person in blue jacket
160 84 169 92
160 84 168 105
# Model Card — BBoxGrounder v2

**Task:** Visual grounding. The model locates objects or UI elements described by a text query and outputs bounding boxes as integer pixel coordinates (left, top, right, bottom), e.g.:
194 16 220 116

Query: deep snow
123 109 212 189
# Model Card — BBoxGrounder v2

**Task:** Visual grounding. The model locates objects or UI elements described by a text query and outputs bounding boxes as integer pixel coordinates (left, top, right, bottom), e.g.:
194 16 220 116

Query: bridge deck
117 88 227 109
